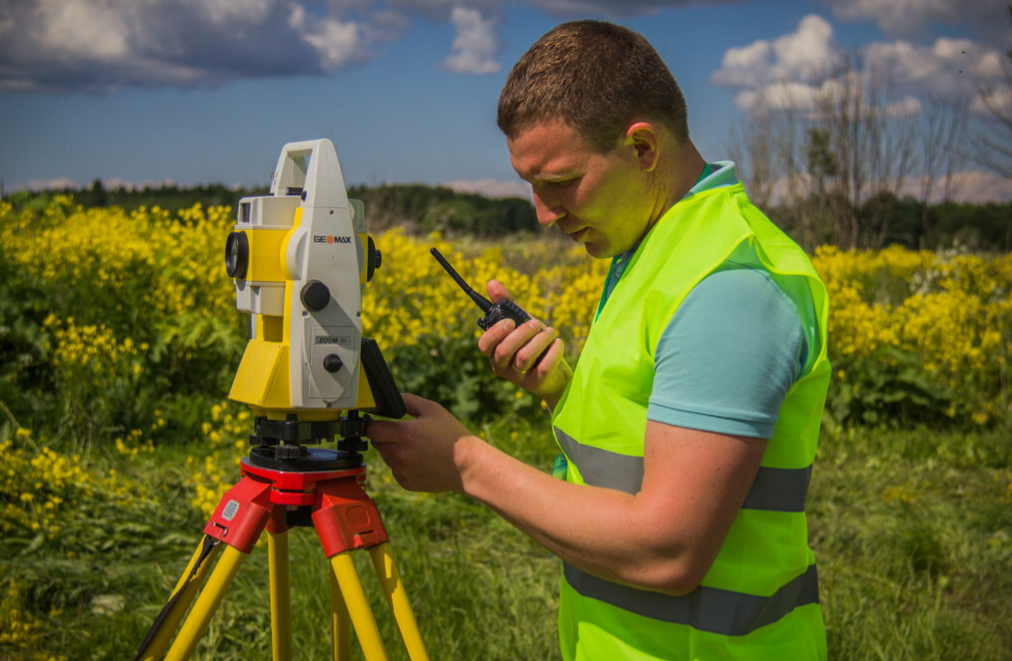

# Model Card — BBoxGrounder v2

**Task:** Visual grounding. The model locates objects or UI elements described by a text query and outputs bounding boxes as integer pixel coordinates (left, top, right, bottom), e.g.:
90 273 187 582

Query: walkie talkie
430 248 531 331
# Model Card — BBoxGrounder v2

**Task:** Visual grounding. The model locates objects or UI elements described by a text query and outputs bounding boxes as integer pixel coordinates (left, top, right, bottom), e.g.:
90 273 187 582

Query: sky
1 0 1011 203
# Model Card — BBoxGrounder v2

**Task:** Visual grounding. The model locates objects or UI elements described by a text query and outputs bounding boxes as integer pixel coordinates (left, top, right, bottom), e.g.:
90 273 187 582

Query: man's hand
477 279 572 410
366 393 479 493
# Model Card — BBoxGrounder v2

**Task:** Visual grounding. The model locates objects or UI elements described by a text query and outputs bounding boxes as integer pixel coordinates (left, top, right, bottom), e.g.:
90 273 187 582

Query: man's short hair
497 20 689 151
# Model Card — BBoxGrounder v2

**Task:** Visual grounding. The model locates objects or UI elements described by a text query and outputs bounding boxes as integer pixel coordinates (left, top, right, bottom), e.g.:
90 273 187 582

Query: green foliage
14 179 1012 251
0 425 209 661
6 181 539 237
805 128 839 184
387 325 544 424
0 197 247 444
149 312 246 396
769 192 1012 253
0 252 51 422
826 346 963 429
12 181 270 217
4 418 1011 660
349 183 539 236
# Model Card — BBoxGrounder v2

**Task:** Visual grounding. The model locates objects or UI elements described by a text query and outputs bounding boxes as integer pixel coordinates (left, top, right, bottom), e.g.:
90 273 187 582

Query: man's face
507 118 653 258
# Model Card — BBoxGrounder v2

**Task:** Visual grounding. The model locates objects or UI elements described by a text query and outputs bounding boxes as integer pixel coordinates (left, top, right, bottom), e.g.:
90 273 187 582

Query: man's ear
624 121 660 172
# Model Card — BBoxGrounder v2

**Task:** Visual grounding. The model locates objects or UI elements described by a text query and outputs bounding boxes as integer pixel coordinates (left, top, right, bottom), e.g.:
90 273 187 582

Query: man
366 20 830 660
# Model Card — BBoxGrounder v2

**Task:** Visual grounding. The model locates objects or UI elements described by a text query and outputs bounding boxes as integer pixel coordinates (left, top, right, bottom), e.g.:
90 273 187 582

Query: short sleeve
646 267 807 438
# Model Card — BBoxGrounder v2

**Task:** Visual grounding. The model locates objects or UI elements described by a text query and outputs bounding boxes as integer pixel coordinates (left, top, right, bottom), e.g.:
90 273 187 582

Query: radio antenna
430 248 493 314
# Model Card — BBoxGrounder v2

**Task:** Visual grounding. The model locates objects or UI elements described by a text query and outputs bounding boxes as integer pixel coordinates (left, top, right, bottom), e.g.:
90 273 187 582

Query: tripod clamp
247 411 369 471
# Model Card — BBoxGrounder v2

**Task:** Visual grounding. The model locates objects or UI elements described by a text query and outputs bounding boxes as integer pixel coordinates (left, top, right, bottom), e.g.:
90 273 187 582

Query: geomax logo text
313 235 352 244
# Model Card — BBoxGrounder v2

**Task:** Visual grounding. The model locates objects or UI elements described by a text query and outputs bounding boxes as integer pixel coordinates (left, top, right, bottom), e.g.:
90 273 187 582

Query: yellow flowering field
1 194 1008 538
813 244 1012 426
2 196 1009 440
1 195 1011 660
1 197 1010 528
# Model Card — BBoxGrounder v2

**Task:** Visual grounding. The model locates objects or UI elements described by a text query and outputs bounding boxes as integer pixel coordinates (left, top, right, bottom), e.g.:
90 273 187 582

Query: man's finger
515 327 557 371
486 279 514 303
478 318 517 355
400 392 435 417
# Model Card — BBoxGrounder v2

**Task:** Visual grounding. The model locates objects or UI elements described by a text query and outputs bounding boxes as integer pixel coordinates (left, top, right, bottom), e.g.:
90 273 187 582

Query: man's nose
533 190 566 227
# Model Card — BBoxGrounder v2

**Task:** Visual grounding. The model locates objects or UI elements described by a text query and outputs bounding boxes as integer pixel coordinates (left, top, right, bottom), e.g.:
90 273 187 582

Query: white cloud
713 15 845 111
300 17 370 69
885 95 923 117
445 177 531 199
0 0 758 92
973 70 1012 117
35 0 131 61
821 0 1000 38
3 0 1006 96
195 0 275 26
769 15 840 83
975 50 1008 80
523 0 732 17
0 0 371 93
765 169 1012 205
7 174 536 201
714 13 1009 117
442 7 501 75
20 177 80 192
712 14 842 96
863 38 1008 106
712 40 773 88
736 81 819 112
896 170 1012 203
9 176 178 192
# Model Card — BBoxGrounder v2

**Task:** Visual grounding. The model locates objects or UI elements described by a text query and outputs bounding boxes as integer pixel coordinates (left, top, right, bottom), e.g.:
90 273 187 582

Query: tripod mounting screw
275 444 306 460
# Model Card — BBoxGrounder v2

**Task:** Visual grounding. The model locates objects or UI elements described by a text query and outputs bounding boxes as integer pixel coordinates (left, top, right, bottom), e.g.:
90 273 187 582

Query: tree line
5 178 1011 251
3 180 543 237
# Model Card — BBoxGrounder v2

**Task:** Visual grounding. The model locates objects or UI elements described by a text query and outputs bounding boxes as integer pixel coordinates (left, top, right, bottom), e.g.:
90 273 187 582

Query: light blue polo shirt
603 161 816 439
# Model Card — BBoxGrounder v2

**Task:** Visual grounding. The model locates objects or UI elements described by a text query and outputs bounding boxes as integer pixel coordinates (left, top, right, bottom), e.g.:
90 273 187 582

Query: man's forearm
455 436 695 594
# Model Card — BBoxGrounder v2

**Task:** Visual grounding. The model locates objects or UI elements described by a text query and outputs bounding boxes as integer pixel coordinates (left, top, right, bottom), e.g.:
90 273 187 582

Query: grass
811 425 1012 660
2 418 1010 660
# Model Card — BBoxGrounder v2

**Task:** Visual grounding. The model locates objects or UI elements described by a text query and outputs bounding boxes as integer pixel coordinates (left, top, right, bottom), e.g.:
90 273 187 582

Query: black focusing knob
367 236 381 282
301 280 330 311
323 354 343 373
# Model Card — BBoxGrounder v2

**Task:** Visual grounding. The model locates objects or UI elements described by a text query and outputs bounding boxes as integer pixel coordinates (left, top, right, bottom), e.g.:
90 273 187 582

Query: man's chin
583 241 613 259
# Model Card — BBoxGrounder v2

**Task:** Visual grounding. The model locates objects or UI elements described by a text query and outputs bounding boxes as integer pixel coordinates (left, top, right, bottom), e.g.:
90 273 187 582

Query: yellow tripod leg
330 552 390 661
135 538 222 661
369 543 430 661
268 530 292 661
330 562 352 660
163 544 247 661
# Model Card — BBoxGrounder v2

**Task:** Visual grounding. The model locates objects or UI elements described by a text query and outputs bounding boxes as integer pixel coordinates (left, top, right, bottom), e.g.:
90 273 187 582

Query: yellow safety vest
551 182 831 660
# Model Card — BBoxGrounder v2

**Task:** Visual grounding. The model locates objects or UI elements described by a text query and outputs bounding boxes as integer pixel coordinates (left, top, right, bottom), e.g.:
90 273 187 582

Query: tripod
135 413 429 661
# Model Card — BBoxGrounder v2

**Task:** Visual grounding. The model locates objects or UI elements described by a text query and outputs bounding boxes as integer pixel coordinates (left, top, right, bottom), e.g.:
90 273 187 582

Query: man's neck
644 140 706 233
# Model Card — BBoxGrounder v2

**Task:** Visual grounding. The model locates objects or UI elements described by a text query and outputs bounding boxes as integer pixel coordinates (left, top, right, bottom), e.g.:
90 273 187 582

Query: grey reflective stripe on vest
554 427 811 512
555 427 644 492
743 464 812 512
564 562 820 636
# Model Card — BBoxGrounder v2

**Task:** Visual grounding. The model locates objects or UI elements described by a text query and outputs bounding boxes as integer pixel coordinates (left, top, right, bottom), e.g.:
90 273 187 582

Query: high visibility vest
551 182 831 660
